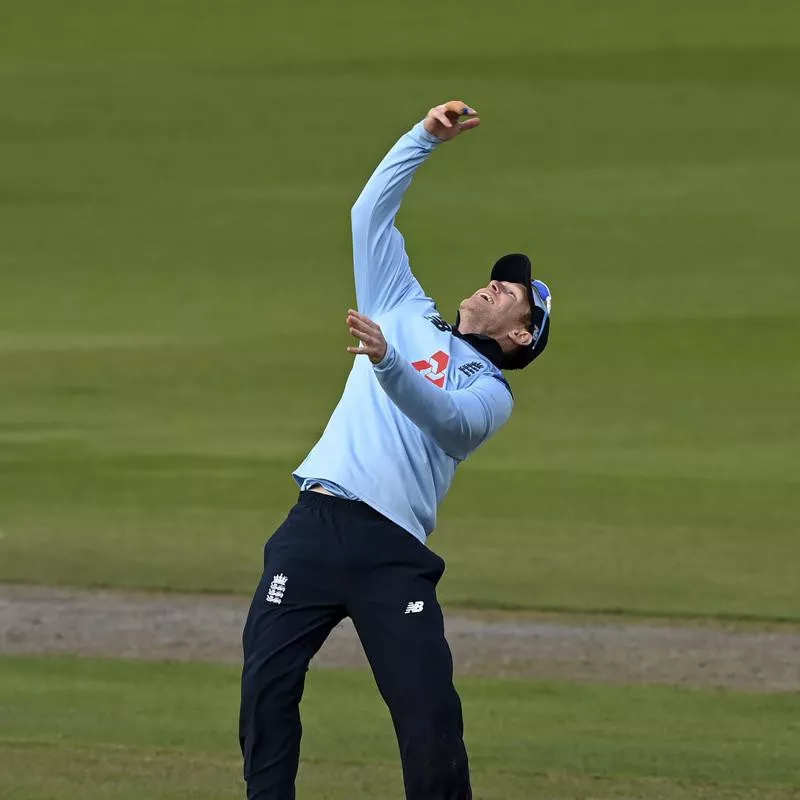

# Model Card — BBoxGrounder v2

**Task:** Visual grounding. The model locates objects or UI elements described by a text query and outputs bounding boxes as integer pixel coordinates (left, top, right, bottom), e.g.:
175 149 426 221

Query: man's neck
455 321 481 337
452 316 507 369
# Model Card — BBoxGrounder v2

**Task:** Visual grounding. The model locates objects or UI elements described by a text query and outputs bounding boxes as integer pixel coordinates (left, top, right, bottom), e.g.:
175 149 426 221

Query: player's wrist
412 121 442 147
372 342 396 371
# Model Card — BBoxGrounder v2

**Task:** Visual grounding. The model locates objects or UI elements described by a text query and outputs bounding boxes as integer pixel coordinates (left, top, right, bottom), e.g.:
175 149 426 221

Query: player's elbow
435 430 473 462
431 414 478 462
351 194 373 231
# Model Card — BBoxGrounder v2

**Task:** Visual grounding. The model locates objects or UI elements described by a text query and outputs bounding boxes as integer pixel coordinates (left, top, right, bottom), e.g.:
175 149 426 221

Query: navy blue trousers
239 491 471 799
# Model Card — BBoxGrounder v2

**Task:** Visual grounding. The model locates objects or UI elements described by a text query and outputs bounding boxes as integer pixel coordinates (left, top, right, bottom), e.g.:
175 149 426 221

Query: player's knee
240 653 306 748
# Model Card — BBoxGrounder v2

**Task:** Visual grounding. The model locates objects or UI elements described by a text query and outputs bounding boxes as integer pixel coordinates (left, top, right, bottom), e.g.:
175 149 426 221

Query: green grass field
2 0 799 619
1 2 799 797
2 657 798 799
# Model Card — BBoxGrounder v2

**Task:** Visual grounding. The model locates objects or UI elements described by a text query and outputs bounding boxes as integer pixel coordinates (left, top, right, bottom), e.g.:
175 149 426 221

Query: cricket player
240 100 552 799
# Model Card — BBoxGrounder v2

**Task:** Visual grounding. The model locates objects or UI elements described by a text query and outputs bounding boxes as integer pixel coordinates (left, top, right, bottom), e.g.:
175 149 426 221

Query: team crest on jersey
412 350 449 388
458 361 483 377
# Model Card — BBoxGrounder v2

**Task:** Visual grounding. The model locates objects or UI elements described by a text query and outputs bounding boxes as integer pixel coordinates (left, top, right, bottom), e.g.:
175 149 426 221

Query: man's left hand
346 310 388 365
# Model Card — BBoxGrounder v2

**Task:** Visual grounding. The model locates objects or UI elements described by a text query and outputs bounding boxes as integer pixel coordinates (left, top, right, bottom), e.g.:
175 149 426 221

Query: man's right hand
423 101 480 141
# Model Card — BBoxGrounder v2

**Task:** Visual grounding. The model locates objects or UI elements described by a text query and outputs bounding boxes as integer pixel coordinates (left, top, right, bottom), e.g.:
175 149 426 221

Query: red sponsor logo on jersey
412 350 449 388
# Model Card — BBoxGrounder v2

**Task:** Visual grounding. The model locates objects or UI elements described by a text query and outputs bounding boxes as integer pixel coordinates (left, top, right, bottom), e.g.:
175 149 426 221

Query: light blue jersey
293 122 514 542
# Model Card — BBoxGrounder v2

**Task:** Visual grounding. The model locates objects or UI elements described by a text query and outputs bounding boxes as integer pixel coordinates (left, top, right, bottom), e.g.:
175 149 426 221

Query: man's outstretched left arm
345 306 512 460
372 343 513 461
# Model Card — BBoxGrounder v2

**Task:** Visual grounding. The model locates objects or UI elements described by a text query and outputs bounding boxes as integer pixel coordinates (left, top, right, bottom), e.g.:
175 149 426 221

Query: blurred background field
1 1 799 798
1 0 798 618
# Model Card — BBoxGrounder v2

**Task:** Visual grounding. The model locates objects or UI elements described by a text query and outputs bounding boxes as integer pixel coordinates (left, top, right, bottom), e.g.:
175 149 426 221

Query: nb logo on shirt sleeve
425 314 452 332
412 350 450 388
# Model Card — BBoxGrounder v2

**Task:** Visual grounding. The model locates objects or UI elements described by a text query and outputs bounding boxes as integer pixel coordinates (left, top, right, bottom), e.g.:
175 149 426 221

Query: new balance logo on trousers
239 491 469 800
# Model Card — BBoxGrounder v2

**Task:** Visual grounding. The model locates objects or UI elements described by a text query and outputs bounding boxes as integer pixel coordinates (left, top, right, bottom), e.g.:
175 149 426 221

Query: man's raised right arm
351 102 480 318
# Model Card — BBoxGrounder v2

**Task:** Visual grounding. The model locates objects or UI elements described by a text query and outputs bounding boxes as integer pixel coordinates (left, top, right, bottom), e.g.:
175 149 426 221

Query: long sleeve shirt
293 122 514 542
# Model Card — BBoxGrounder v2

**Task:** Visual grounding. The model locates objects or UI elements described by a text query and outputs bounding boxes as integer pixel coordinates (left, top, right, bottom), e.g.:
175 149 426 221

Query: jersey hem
292 472 429 545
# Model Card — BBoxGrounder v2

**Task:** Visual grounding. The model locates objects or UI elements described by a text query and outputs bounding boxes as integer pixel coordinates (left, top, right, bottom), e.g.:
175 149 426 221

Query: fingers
444 100 477 117
347 309 375 323
345 309 387 364
347 309 380 332
347 308 388 364
457 116 481 132
347 309 375 324
429 101 477 127
349 328 377 346
430 106 453 128
426 101 479 140
346 309 380 344
346 339 378 358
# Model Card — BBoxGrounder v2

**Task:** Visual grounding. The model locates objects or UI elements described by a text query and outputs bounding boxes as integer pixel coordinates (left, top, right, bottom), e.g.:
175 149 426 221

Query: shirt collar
452 312 507 369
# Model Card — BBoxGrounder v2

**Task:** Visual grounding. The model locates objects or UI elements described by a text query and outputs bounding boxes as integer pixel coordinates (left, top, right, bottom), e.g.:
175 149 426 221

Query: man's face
458 280 533 351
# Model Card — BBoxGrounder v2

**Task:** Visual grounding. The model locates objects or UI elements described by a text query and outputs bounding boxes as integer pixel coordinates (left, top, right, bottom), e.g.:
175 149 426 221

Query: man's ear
508 328 533 348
